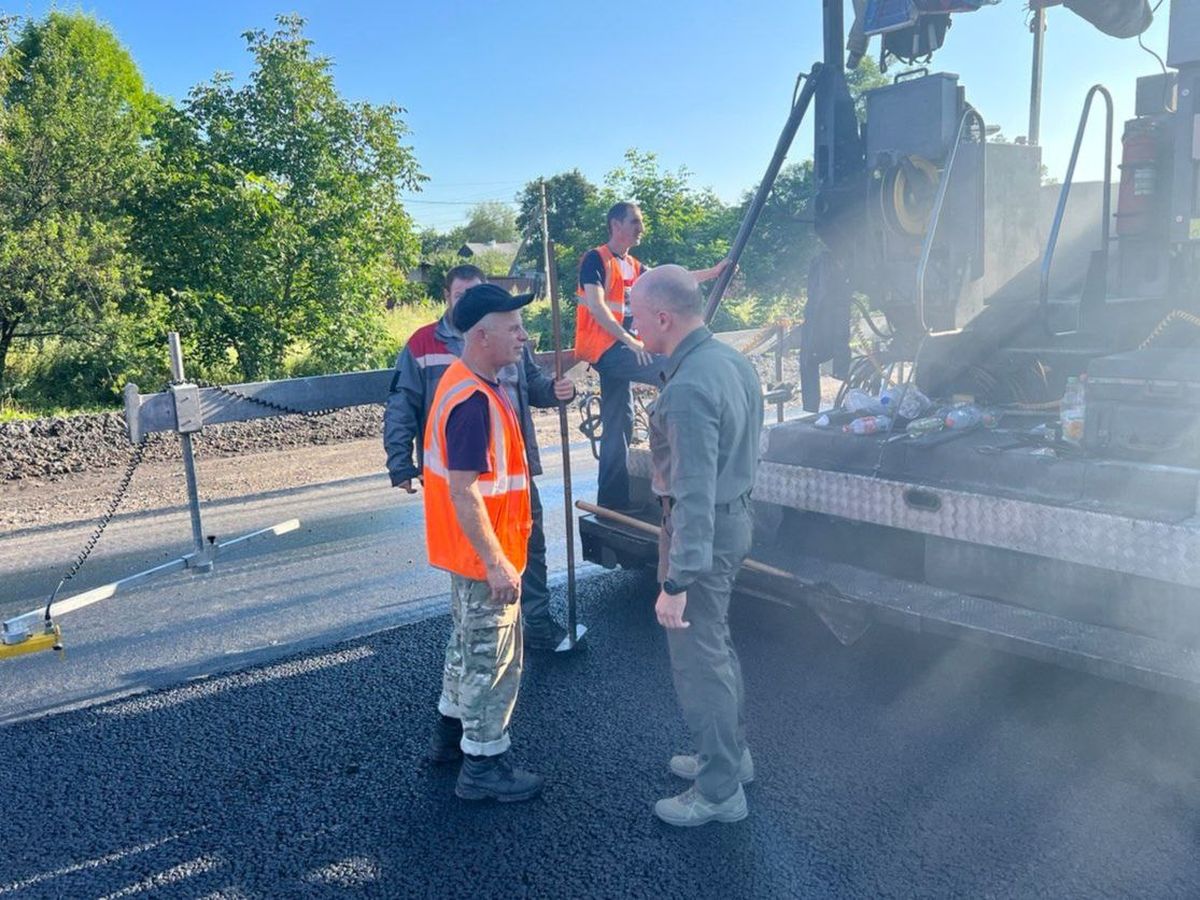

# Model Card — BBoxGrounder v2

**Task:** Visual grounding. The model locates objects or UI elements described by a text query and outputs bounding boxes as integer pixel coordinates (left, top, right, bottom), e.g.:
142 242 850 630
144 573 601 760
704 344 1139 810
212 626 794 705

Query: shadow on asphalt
3 569 1200 897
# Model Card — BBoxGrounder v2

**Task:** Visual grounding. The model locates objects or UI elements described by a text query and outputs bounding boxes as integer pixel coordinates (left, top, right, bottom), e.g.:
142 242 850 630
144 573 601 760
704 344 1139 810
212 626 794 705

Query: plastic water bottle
844 388 883 415
880 385 931 420
944 405 984 429
907 415 944 435
899 386 931 419
1060 376 1086 445
843 415 893 435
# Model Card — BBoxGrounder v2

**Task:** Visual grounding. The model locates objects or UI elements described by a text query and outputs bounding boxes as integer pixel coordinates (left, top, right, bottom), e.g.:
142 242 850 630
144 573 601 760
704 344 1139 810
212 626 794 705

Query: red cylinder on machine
1116 120 1160 236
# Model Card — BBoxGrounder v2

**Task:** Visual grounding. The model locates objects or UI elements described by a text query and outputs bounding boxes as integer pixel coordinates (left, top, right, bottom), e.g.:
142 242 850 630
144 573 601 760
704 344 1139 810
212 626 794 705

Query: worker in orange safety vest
423 283 543 803
575 201 729 511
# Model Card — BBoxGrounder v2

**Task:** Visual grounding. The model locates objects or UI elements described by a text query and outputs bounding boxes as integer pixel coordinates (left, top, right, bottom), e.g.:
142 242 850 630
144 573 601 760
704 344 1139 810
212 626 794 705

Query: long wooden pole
575 500 796 582
541 181 579 649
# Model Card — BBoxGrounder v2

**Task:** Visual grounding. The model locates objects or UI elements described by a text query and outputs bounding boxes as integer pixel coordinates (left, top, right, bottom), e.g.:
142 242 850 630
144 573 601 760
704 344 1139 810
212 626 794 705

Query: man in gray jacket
384 264 579 654
629 264 763 827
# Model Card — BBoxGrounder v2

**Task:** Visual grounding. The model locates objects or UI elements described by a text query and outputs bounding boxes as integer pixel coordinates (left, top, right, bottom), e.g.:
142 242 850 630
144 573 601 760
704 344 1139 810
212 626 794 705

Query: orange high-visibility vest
423 359 532 579
574 244 644 364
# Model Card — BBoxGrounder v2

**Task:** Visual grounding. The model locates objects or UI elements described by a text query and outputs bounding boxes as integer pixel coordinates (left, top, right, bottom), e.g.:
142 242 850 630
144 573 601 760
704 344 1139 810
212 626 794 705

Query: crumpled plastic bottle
943 404 998 430
944 405 983 429
843 388 884 415
880 384 932 420
843 414 893 435
906 415 945 435
1060 376 1086 445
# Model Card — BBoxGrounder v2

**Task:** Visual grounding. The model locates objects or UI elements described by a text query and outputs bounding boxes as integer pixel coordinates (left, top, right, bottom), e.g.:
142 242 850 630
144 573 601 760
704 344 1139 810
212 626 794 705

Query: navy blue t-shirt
445 391 491 473
445 378 519 474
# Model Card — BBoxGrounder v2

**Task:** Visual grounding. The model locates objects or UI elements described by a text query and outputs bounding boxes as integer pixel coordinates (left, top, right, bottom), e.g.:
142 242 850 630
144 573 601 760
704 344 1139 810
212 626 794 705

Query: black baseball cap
452 283 535 333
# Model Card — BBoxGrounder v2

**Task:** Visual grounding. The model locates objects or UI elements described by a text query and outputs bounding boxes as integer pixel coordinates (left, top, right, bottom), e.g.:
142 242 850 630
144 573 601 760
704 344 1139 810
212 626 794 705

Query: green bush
522 298 576 353
710 293 802 332
8 334 165 409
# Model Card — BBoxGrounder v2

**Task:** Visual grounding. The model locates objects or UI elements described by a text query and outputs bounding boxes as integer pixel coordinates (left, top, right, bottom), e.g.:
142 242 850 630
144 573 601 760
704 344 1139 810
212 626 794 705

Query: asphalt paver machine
579 0 1200 696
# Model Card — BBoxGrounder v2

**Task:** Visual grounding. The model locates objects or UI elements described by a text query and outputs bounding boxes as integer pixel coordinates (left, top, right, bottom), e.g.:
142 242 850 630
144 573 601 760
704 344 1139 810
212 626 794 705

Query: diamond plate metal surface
625 448 1200 589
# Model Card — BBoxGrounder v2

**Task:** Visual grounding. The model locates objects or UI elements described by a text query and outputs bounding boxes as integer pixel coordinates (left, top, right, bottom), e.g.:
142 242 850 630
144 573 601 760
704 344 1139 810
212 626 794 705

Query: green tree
420 226 460 256
726 59 885 312
515 169 601 270
734 161 818 305
0 12 159 403
461 201 518 244
469 248 518 276
514 171 604 338
135 15 425 381
846 55 888 122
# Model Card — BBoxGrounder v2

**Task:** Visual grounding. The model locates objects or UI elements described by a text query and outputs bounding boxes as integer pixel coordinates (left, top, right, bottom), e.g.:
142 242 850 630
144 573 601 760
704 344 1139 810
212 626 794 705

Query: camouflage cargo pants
437 573 524 756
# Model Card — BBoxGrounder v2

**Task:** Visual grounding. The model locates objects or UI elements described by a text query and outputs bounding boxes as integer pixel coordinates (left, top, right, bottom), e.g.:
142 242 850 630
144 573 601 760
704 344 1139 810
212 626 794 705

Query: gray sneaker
669 747 754 784
654 784 748 827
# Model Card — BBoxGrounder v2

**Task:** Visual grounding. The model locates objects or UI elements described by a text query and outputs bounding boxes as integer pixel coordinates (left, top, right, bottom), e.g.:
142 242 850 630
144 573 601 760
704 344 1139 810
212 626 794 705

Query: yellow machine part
0 624 62 660
887 156 940 237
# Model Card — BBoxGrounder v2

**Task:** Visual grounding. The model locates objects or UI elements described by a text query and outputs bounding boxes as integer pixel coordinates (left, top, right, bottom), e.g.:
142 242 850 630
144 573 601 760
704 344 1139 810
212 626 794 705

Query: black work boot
427 715 463 764
523 620 568 653
525 620 588 654
455 752 544 802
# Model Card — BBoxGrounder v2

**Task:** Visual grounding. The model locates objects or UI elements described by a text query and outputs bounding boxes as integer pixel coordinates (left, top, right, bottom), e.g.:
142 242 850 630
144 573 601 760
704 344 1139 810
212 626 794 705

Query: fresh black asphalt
2 569 1199 898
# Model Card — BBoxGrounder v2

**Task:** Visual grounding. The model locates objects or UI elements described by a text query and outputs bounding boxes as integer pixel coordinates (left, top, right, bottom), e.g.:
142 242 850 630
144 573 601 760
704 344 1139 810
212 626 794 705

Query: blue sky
12 1 1174 231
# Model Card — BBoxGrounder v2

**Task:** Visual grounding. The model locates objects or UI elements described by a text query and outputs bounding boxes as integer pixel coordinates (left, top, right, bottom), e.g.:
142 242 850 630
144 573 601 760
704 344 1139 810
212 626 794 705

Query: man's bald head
628 265 705 356
630 265 702 316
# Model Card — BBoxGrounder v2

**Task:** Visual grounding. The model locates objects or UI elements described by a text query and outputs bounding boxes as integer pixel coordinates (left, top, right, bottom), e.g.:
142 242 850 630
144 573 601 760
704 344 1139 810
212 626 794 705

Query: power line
399 197 521 206
425 179 527 187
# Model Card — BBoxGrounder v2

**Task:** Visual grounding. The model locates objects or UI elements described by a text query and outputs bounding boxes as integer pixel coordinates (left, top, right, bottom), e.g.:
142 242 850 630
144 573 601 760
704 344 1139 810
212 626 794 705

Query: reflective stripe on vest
414 352 458 369
573 244 643 365
422 359 532 579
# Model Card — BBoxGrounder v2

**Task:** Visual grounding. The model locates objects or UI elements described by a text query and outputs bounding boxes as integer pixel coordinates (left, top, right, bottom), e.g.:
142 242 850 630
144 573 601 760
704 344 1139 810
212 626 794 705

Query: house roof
458 241 520 258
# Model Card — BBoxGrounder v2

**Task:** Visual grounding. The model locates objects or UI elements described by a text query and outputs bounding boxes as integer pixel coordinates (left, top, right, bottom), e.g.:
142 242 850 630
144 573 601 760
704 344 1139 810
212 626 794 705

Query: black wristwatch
662 579 689 595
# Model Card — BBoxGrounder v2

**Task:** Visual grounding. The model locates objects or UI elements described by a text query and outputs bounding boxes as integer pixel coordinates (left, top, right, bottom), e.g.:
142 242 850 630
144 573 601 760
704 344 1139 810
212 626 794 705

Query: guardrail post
167 332 213 571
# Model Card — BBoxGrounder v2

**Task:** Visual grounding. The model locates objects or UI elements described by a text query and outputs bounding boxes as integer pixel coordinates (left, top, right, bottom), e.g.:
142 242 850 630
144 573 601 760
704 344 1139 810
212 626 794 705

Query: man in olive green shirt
628 265 764 827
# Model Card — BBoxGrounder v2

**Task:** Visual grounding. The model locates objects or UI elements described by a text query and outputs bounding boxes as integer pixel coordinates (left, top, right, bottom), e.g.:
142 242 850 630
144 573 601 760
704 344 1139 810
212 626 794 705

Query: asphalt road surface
3 571 1200 898
3 444 1200 897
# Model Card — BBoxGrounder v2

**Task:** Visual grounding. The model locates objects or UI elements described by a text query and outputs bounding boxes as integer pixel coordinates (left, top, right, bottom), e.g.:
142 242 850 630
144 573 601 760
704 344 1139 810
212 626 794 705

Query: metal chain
44 432 152 620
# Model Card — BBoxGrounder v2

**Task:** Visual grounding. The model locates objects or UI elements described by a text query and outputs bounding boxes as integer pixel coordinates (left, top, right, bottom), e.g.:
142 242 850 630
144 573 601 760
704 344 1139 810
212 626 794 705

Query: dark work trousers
520 480 553 634
593 331 665 510
659 499 754 803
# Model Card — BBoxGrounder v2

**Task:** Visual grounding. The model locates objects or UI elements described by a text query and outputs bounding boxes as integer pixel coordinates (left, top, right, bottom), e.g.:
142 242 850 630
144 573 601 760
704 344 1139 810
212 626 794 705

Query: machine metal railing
915 107 987 335
1038 84 1114 336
